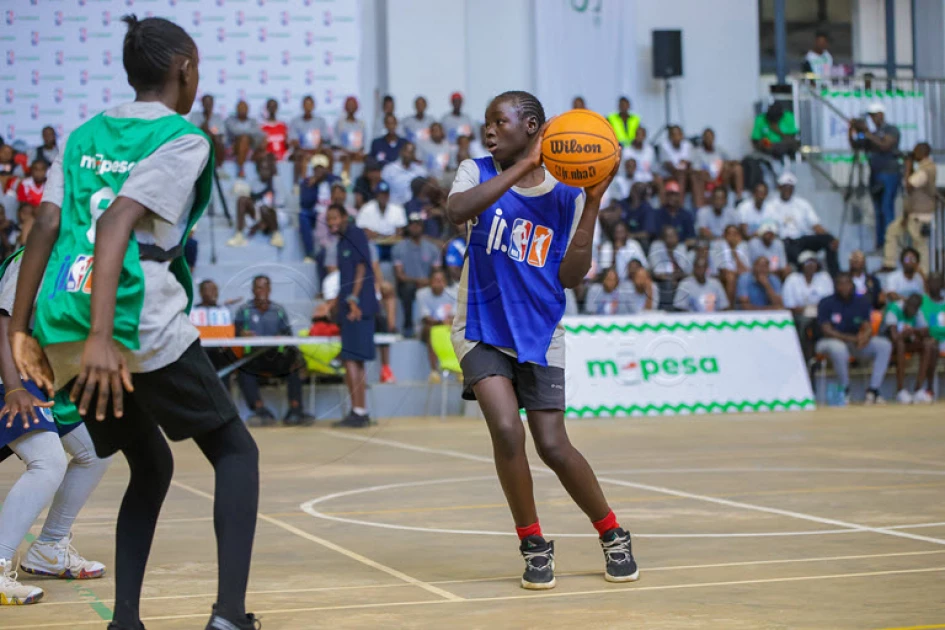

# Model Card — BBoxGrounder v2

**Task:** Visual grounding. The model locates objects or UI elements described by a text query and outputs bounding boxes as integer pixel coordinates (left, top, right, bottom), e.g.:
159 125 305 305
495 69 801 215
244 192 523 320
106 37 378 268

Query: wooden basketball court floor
3 405 944 629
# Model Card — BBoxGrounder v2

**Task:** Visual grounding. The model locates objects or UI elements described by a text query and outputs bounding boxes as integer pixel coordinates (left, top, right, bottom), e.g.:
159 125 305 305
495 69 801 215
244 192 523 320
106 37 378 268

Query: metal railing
933 195 945 274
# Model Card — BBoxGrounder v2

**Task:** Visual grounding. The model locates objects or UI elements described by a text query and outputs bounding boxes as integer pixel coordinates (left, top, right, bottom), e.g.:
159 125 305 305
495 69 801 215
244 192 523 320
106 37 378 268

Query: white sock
353 407 367 416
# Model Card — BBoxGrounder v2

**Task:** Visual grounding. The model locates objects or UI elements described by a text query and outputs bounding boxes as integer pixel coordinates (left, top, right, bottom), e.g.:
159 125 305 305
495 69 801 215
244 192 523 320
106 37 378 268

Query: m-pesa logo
80 154 136 175
485 210 553 268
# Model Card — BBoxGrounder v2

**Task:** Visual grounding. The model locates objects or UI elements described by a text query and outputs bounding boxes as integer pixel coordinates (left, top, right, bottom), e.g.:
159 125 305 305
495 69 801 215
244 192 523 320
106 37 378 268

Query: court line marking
8 565 944 629
322 433 945 547
33 548 945 608
877 625 945 630
170 480 463 602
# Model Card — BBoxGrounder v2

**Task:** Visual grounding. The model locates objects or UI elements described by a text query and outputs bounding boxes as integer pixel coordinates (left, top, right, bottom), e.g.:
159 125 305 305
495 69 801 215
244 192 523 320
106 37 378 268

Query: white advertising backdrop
563 311 815 417
0 0 361 146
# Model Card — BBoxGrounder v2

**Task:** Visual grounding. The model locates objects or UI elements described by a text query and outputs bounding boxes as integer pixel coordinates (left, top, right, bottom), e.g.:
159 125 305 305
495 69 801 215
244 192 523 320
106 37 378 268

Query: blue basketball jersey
463 157 582 366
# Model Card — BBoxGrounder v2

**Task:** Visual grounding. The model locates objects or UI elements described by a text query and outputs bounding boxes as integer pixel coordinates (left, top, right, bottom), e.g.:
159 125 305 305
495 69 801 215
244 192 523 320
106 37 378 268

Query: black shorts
460 343 565 412
339 317 376 363
73 340 240 459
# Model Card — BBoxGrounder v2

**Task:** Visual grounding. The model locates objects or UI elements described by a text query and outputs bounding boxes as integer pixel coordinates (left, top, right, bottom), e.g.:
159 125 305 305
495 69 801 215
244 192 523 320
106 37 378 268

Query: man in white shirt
885 247 927 301
738 181 776 238
803 31 833 77
380 142 428 205
748 222 788 279
660 125 692 198
690 128 745 206
771 172 839 274
355 180 407 243
441 92 475 145
696 187 740 240
782 251 834 316
621 125 661 195
401 96 434 144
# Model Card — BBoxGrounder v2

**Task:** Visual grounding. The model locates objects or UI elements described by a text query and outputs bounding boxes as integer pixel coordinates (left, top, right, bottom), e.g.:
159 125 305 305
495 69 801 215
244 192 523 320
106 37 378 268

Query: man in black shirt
849 103 901 248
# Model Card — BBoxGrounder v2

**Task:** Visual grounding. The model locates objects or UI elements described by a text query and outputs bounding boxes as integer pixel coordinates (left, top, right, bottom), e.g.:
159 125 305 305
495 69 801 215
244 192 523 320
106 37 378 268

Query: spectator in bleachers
190 279 237 387
441 92 474 145
469 124 490 159
235 275 314 426
748 222 788 279
674 255 729 312
606 157 636 204
357 180 407 265
771 172 840 275
353 157 382 208
15 159 46 210
335 96 367 168
405 177 448 243
33 126 59 167
848 249 884 310
373 94 398 137
691 128 744 207
710 224 751 305
750 101 799 164
444 230 466 284
607 96 641 147
885 247 926 301
370 113 407 167
228 155 285 248
621 182 656 246
392 213 442 338
651 181 695 246
298 153 340 263
737 181 775 239
622 126 660 197
584 267 636 315
660 125 693 197
289 95 331 182
0 144 23 213
783 251 834 358
419 122 455 183
649 224 691 308
189 95 225 167
416 268 457 382
850 102 900 249
224 100 263 178
737 256 783 310
260 98 289 161
0 204 16 260
816 272 892 405
696 187 738 241
884 142 936 273
598 221 647 281
13 204 33 250
627 266 657 312
381 142 428 205
572 96 586 110
922 272 945 355
803 31 833 76
883 294 937 404
402 96 433 144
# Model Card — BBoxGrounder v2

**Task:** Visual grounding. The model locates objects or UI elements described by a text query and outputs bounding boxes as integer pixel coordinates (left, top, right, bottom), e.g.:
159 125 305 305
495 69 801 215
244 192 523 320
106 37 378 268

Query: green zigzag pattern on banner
564 320 794 334
566 399 816 416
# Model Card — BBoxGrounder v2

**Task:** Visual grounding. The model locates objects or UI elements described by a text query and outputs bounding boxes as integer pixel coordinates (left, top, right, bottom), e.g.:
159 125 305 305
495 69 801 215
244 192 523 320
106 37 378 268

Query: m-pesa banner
563 311 815 417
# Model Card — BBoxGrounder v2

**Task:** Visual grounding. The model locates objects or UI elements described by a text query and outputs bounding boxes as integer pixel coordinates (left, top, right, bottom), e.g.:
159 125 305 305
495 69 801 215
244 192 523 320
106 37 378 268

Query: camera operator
883 142 936 273
849 103 901 249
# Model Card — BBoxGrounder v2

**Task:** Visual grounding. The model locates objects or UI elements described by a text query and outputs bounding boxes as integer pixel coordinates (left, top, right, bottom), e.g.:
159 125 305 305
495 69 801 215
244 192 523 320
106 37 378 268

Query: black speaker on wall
652 30 683 78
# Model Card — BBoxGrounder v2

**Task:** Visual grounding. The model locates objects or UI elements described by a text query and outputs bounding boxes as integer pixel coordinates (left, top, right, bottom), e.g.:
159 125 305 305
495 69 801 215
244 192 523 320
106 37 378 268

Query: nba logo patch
507 218 533 262
66 255 93 293
527 225 553 268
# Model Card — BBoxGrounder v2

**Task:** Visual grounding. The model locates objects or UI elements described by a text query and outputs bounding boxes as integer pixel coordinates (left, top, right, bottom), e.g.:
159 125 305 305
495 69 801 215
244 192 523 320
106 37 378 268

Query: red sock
515 522 542 540
592 510 619 537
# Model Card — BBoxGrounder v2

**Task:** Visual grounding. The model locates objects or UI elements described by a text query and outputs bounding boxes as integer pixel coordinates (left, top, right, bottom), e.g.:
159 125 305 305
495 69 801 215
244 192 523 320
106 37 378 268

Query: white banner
818 88 928 154
0 0 361 146
534 0 636 116
563 311 815 417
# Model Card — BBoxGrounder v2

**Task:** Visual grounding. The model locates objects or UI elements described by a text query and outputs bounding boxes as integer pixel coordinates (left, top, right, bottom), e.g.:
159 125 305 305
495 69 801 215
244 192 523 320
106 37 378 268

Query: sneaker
380 364 396 384
21 533 105 579
896 389 914 405
269 231 284 248
600 528 640 583
284 408 315 427
913 389 934 404
206 605 261 630
428 370 442 384
107 622 145 630
865 389 886 405
332 411 370 428
257 407 278 427
519 536 555 590
302 256 316 264
226 232 248 247
0 558 43 605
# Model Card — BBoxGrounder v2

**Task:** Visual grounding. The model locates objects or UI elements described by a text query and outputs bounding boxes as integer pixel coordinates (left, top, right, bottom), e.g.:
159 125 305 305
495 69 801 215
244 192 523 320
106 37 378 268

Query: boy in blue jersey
446 91 638 590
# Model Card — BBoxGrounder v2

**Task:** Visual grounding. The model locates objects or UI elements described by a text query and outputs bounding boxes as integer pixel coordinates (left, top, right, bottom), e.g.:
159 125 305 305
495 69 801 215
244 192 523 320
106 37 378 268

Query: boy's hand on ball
584 161 619 201
527 120 553 169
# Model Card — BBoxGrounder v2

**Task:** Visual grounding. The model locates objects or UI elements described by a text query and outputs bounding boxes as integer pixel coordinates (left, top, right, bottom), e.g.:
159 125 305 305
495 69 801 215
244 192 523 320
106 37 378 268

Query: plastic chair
428 325 462 420
297 330 343 414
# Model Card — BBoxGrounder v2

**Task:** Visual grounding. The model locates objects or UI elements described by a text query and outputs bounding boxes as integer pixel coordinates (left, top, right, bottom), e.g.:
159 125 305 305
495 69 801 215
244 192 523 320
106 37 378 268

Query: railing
933 195 945 274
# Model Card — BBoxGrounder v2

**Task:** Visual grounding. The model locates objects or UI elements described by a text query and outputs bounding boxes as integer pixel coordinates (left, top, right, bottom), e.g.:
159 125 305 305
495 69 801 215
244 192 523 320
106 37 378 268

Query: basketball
541 110 620 188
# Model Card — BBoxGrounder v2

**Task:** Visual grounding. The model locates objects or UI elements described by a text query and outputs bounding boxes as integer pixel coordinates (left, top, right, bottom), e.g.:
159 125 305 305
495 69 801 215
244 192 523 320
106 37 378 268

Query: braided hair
494 90 546 130
121 14 196 92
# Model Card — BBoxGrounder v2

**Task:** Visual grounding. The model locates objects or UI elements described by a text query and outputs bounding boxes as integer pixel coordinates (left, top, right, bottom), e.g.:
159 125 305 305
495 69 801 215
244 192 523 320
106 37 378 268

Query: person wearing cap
370 113 407 167
650 180 695 246
441 92 475 145
770 172 839 275
607 96 641 148
356 180 408 267
392 213 442 338
748 222 788 279
299 151 341 262
334 95 366 162
402 96 434 144
849 102 901 248
885 141 936 273
289 94 331 183
381 142 429 205
849 249 883 310
782 250 835 357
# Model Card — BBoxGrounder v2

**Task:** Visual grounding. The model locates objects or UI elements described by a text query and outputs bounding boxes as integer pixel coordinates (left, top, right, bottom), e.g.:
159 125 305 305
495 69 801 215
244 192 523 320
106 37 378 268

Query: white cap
777 172 798 187
759 222 778 236
866 102 886 114
798 250 819 265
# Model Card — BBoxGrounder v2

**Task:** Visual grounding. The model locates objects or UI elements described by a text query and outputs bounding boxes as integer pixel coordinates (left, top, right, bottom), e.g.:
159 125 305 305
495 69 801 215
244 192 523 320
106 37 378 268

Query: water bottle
825 383 846 407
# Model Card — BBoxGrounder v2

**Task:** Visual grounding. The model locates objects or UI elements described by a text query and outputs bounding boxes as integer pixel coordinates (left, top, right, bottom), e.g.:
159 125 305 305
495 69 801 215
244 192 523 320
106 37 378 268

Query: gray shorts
460 343 565 412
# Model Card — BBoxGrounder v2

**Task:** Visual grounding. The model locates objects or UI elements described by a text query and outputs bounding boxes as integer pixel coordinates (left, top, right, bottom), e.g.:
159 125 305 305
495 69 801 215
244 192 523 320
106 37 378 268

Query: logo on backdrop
168 0 178 7
54 11 64 26
30 69 39 85
102 10 110 26
78 0 87 6
4 10 13 25
323 51 333 66
304 69 314 85
236 50 246 65
80 69 89 85
217 68 226 84
30 103 39 120
217 27 226 42
257 0 265 6
216 0 225 6
5 89 13 104
324 88 333 105
282 88 291 104
280 11 289 26
237 88 247 100
126 0 134 5
258 69 268 85
102 87 111 103
258 27 267 42
235 10 244 26
304 31 313 47
103 50 112 66
323 10 332 26
5 50 13 66
57 124 64 138
192 11 201 26
303 0 313 6
79 103 88 119
281 50 290 66
54 88 63 103
79 27 88 43
6 125 13 140
31 31 39 46
55 50 63 65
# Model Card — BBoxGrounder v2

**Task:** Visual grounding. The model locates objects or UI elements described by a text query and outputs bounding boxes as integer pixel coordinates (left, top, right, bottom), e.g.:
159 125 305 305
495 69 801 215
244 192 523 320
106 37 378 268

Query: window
758 0 853 75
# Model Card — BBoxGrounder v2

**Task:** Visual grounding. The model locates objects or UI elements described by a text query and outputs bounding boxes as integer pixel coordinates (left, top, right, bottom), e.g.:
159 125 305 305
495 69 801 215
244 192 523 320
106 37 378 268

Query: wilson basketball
541 110 620 187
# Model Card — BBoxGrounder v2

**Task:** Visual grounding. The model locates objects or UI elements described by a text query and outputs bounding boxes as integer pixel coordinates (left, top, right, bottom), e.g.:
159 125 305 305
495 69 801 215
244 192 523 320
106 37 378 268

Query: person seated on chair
849 249 884 310
660 125 693 198
782 251 834 360
696 187 739 241
885 247 927 302
921 272 945 357
227 154 286 249
750 101 799 165
748 222 788 280
416 268 457 383
710 224 751 307
736 256 783 311
674 255 729 313
883 294 937 405
770 172 840 275
815 272 893 405
234 276 315 427
691 127 744 206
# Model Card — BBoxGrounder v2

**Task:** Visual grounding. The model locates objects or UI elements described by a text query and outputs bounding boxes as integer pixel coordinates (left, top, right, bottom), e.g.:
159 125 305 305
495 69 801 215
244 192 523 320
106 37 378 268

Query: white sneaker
302 256 316 264
226 232 248 247
270 230 285 248
20 533 106 580
913 390 934 404
864 390 886 405
896 389 913 405
0 558 43 605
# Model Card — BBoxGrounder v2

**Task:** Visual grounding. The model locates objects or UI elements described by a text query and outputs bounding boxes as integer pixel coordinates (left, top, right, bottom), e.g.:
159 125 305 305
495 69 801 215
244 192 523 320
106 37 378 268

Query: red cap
664 180 681 193
450 92 463 101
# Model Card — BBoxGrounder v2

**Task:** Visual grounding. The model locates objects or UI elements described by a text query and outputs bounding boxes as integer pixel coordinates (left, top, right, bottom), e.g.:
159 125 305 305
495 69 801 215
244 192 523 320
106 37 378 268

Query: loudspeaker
652 30 683 78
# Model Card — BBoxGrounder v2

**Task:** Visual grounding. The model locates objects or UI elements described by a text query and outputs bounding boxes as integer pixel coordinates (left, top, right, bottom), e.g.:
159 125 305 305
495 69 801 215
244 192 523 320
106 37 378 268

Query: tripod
838 148 870 254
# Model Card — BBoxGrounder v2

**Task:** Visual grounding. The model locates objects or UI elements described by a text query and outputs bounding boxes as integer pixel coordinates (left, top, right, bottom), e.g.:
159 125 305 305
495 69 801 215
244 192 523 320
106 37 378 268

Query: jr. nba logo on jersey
527 226 553 268
507 219 533 262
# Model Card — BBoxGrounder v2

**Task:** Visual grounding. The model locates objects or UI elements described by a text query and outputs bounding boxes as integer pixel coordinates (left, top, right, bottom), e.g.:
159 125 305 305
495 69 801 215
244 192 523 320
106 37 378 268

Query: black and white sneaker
332 411 370 428
600 528 639 583
206 605 261 630
519 536 556 590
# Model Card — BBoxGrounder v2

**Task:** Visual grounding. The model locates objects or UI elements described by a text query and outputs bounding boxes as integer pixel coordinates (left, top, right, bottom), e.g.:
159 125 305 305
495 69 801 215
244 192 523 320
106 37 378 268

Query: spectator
373 94 398 137
674 255 729 312
802 31 833 76
14 204 33 249
921 272 945 355
771 172 839 275
584 267 636 315
353 157 382 208
607 96 641 147
572 96 586 110
189 94 225 167
190 279 237 386
783 251 834 358
885 142 936 273
259 98 289 161
402 95 433 144
326 204 379 428
370 113 407 166
228 155 285 248
606 157 638 204
748 222 788 278
710 224 751 305
234 276 314 426
651 181 695 245
16 159 47 209
289 95 331 183
626 267 657 312
885 247 926 301
468 124 490 159
224 100 263 178
0 204 16 259
660 125 693 196
696 187 739 241
441 92 475 145
649 224 691 308
815 272 893 405
0 144 23 213
405 177 448 242
392 213 442 337
356 180 407 265
381 142 428 205
419 122 455 182
298 152 341 263
737 181 776 239
416 268 457 382
883 294 937 404
621 126 661 196
691 127 744 206
849 102 900 248
598 221 647 280
751 101 799 164
444 230 466 284
849 249 884 310
621 181 656 245
33 125 60 167
334 96 367 167
736 256 783 310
